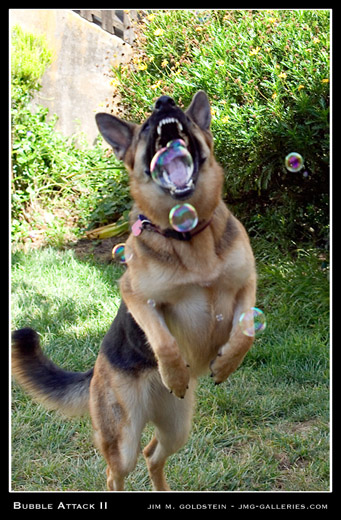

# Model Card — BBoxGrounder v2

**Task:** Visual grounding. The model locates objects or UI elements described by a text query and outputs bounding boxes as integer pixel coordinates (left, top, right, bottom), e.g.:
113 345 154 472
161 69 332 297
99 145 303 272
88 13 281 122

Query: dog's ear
95 113 135 160
186 91 211 131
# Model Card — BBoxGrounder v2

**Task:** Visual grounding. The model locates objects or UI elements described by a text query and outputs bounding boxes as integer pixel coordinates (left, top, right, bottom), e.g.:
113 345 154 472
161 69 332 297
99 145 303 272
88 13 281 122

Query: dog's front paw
159 356 190 399
210 344 247 385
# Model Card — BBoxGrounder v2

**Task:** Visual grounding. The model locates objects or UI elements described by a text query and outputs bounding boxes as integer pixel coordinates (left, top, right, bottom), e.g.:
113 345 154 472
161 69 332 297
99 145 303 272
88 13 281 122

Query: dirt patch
71 233 130 263
274 452 292 471
14 195 130 264
280 419 320 437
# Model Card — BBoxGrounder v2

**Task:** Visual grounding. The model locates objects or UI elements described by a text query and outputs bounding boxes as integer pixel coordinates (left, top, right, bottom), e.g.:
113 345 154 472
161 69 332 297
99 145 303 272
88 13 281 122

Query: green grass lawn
11 236 329 492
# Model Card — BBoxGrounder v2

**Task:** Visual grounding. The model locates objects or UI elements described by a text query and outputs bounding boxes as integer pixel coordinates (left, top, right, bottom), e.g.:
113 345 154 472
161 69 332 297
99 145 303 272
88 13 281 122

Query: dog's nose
154 96 176 111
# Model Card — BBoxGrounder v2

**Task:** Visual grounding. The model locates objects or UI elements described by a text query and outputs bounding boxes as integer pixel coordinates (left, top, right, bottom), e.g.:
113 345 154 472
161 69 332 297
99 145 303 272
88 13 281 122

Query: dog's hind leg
91 392 146 491
89 357 147 491
143 436 170 491
144 378 196 491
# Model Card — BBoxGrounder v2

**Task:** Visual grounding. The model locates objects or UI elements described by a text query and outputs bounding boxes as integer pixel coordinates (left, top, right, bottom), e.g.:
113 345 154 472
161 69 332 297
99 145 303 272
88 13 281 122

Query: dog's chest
161 282 235 375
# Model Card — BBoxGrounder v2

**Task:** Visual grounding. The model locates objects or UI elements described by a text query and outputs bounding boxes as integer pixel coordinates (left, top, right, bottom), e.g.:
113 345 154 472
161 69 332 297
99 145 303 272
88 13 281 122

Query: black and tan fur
12 92 256 491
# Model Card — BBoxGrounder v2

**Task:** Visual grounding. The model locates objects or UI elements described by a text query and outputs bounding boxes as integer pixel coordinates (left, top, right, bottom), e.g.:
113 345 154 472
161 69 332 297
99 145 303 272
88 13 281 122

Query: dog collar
132 214 211 242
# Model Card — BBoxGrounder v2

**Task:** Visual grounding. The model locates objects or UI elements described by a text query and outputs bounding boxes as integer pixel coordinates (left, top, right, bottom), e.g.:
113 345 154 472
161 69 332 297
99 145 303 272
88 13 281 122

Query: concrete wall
10 9 132 144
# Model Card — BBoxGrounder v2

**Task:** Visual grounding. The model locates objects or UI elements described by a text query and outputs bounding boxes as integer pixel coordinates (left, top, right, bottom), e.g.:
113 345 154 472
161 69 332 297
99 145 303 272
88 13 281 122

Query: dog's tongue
150 139 194 191
165 156 189 187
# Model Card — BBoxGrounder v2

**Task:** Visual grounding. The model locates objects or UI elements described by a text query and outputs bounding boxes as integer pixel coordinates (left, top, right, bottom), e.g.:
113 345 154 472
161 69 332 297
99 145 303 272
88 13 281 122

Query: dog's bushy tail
11 328 93 417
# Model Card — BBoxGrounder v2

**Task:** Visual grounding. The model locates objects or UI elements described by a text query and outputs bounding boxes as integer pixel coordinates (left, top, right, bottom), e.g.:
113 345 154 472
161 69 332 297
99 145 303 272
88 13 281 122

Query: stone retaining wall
10 9 132 144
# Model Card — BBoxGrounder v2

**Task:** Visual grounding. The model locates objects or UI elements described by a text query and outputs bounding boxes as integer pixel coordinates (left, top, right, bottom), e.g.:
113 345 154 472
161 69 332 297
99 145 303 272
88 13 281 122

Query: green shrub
112 9 330 242
11 26 131 246
11 100 130 228
11 24 52 104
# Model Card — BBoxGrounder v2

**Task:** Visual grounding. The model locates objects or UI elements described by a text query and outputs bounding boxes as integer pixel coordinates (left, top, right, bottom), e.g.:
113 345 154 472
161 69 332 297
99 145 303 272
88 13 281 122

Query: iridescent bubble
147 299 156 308
285 152 304 172
216 314 224 322
112 243 133 264
239 307 266 337
150 139 194 193
169 203 198 232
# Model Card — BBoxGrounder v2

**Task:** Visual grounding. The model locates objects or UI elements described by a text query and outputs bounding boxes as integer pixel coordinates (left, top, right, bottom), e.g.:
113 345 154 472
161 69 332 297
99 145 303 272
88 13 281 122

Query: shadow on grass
11 245 124 371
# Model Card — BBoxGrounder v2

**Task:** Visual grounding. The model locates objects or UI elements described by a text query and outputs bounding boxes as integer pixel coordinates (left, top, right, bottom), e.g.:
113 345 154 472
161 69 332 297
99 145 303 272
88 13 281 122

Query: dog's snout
155 96 176 111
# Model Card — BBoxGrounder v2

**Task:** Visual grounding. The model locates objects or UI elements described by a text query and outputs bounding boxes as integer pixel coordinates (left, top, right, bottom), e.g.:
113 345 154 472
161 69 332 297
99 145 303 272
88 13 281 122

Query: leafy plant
11 24 52 104
11 26 132 247
112 9 330 243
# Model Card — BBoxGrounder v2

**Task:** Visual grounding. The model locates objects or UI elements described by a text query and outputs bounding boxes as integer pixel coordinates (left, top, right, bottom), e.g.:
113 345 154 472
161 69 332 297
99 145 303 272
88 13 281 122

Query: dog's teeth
157 118 182 136
163 171 171 186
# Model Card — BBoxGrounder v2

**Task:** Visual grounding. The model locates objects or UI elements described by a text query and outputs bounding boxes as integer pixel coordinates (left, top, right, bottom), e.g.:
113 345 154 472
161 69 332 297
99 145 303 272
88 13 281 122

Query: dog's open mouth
148 117 196 199
150 137 194 197
155 117 188 150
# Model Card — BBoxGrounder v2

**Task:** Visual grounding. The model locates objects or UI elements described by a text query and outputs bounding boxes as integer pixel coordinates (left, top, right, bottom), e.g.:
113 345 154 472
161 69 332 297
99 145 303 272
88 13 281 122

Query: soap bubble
112 243 133 264
169 203 198 232
150 139 194 191
239 307 266 337
285 152 304 172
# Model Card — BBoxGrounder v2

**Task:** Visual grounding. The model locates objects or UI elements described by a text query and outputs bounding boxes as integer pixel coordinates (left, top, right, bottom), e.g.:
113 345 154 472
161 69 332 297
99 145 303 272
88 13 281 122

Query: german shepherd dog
12 91 256 491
